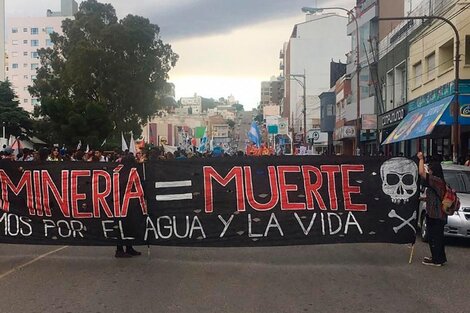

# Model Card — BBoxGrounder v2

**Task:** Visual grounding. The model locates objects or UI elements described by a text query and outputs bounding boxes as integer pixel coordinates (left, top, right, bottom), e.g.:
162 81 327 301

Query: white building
5 0 78 112
281 13 349 134
0 0 5 82
180 93 202 114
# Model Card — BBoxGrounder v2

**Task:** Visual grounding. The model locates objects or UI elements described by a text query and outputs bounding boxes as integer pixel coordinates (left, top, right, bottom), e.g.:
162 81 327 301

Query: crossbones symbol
388 209 416 234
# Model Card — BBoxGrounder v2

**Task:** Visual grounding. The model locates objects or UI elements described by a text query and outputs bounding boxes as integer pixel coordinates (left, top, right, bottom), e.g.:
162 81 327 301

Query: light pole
302 6 361 155
289 73 307 145
380 16 460 163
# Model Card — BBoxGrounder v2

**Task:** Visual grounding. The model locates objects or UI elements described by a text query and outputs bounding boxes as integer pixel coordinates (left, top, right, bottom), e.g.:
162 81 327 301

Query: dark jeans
116 245 134 252
426 216 447 264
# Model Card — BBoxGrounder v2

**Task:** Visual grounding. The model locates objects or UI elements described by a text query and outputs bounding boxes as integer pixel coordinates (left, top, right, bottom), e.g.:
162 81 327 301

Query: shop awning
382 95 454 145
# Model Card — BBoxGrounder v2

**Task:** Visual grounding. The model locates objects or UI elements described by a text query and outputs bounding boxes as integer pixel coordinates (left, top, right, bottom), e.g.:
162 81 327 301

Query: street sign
278 118 288 135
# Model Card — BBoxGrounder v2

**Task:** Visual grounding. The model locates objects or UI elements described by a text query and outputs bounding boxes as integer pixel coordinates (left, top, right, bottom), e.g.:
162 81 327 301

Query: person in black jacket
417 152 447 267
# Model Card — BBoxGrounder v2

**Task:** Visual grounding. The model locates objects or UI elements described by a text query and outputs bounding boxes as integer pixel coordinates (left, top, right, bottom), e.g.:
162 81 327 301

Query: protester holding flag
198 127 208 153
248 121 261 148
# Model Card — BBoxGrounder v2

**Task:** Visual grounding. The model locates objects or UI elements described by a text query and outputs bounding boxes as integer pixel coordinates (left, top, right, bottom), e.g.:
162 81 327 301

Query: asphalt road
0 239 469 313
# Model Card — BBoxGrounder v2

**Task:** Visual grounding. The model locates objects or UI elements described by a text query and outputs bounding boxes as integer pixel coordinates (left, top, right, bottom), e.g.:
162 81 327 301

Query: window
12 52 18 57
12 40 19 45
12 27 18 33
31 40 39 47
23 99 29 103
23 28 28 32
438 38 454 74
12 63 18 69
466 36 470 65
32 98 41 106
413 62 422 88
46 39 53 47
31 63 39 70
31 27 39 35
394 63 406 106
31 75 37 81
23 63 28 68
23 75 29 79
31 51 39 58
426 52 436 80
23 51 28 56
45 27 54 34
23 40 28 44
386 70 394 110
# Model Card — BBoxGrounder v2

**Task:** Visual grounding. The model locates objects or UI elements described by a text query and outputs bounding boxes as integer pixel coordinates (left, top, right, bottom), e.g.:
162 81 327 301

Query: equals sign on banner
155 180 193 201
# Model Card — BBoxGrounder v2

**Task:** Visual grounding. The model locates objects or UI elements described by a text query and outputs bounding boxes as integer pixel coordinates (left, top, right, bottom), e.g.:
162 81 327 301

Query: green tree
201 97 216 112
232 103 244 112
30 0 178 147
0 80 33 139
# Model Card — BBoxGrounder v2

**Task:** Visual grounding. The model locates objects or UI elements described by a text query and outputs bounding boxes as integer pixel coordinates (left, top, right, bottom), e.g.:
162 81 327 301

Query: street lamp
302 6 361 155
380 16 460 163
288 73 307 145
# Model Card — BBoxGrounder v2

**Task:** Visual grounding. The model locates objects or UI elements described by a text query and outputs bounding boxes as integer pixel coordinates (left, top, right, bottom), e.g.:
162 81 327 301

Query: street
1 239 469 313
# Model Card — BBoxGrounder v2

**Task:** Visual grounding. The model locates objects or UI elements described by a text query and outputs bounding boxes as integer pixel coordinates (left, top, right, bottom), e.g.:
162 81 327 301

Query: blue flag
248 121 261 147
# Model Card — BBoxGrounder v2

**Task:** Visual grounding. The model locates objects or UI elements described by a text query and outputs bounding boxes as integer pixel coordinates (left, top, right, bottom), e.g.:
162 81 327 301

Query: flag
100 138 107 147
77 140 82 150
198 127 207 153
85 144 89 153
248 121 261 147
129 131 136 155
121 132 128 152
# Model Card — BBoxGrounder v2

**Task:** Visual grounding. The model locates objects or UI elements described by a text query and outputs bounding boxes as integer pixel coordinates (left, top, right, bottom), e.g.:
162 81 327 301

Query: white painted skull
380 157 418 204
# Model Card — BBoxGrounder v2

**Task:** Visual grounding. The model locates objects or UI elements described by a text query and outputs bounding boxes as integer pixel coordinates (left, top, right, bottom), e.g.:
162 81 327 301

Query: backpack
441 184 460 215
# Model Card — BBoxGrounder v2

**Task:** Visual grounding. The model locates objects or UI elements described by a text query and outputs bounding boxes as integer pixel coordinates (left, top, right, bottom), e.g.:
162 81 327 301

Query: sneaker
422 258 443 267
115 250 132 258
423 257 433 263
126 248 141 256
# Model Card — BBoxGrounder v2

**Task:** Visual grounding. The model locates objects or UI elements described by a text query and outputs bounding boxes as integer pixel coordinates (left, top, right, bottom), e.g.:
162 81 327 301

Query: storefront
383 94 470 159
378 104 407 156
334 126 356 155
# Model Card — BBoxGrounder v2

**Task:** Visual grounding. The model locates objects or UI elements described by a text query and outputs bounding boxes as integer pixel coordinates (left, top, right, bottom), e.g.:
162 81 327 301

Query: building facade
180 93 202 115
280 13 349 139
5 0 78 112
343 0 404 155
380 0 470 160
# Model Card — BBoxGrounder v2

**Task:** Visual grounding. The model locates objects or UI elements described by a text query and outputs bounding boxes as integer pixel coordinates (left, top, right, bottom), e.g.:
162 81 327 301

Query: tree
232 103 244 112
30 0 178 147
0 80 33 139
201 97 216 112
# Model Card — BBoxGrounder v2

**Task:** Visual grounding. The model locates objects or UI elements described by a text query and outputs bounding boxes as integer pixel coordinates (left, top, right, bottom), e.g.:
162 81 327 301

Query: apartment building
5 0 78 112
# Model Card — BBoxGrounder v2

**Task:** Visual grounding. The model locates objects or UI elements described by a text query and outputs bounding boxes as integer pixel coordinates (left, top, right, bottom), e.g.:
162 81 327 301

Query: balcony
279 50 284 59
280 62 284 71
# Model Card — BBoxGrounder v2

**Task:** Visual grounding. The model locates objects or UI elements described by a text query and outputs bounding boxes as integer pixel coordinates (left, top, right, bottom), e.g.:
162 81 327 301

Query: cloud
6 0 355 40
142 0 355 40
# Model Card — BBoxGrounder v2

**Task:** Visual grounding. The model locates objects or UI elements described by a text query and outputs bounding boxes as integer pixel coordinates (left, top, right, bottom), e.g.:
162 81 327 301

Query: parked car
418 164 470 241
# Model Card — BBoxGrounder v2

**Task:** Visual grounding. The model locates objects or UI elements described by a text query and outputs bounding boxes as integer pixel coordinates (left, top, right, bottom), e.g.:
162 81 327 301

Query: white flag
121 132 128 152
77 140 82 150
85 144 90 153
129 131 136 155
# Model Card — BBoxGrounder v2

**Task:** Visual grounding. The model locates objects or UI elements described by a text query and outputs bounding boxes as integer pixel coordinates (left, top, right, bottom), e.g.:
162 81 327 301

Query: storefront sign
334 126 356 140
378 106 407 129
362 114 377 130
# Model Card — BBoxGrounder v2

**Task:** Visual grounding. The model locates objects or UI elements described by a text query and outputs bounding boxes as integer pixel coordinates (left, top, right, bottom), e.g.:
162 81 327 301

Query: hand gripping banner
0 156 419 246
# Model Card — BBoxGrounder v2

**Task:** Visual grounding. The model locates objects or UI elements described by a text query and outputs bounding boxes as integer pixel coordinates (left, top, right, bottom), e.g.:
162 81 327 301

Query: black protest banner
0 156 419 246
0 161 147 245
144 156 419 246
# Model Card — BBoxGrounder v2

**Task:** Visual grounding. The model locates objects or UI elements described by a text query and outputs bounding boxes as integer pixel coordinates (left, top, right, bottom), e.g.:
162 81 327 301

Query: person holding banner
417 152 447 267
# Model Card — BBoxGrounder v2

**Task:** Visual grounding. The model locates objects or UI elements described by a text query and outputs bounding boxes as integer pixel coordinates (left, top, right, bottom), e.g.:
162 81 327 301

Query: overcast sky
6 0 417 109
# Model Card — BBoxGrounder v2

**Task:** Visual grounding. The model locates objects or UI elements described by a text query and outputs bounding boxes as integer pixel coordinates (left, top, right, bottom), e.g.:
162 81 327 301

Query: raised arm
417 152 426 179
